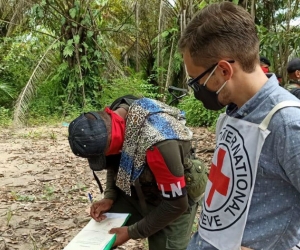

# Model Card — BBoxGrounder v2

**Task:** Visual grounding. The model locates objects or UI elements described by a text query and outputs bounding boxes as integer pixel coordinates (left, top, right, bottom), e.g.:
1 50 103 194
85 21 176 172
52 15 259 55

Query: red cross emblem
206 148 230 207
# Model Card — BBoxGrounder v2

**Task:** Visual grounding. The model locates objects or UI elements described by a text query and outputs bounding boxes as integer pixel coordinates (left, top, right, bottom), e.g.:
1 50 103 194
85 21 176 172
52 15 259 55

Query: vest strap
93 171 104 194
259 101 300 130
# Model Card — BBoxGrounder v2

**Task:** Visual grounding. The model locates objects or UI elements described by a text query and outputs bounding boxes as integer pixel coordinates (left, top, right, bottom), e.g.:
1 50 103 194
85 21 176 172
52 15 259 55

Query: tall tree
256 0 300 84
13 0 132 126
0 0 34 37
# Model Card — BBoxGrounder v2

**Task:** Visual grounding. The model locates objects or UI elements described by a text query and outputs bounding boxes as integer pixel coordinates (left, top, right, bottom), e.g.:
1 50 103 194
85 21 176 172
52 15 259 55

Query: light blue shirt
189 74 300 250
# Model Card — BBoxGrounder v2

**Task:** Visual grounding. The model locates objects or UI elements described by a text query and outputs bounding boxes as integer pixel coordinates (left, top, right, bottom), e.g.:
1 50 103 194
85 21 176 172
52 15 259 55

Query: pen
88 193 93 203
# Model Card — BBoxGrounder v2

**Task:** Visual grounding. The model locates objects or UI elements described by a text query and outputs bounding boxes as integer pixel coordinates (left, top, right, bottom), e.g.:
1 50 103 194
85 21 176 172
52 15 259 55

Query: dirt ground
0 124 215 250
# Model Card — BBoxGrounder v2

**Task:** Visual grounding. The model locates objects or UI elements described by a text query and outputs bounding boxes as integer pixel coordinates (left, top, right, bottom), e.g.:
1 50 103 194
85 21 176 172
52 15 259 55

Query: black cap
68 112 107 171
287 58 300 73
260 56 271 66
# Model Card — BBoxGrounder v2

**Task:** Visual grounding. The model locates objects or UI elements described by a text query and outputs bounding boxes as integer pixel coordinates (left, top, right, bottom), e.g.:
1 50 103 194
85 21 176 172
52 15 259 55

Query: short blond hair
178 2 259 73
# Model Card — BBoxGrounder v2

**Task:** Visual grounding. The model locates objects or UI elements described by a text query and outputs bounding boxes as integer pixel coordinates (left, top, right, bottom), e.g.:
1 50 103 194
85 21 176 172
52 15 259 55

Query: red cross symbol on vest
206 148 230 207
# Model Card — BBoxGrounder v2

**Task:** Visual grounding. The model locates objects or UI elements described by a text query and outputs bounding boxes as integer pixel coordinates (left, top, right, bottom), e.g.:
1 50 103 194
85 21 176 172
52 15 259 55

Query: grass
41 185 55 201
6 207 13 226
69 183 87 193
11 191 36 202
17 130 59 140
49 130 57 141
0 112 68 130
19 130 44 139
0 107 12 127
10 184 57 202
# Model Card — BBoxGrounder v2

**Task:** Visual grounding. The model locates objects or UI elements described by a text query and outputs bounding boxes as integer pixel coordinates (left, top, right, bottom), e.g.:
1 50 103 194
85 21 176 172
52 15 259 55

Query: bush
178 94 225 127
99 73 161 107
0 107 12 127
26 72 162 125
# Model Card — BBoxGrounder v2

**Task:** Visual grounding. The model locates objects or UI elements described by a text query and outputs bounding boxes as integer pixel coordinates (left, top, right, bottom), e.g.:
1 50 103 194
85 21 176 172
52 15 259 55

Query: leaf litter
0 125 215 250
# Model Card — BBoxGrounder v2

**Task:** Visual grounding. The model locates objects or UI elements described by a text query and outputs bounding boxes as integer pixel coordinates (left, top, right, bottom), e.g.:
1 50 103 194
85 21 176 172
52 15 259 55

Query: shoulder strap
110 95 139 111
290 88 300 99
92 171 104 194
290 88 297 94
215 113 227 137
259 101 300 130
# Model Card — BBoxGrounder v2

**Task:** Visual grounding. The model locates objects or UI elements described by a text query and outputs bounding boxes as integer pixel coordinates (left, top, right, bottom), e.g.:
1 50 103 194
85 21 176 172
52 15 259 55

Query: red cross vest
199 101 300 250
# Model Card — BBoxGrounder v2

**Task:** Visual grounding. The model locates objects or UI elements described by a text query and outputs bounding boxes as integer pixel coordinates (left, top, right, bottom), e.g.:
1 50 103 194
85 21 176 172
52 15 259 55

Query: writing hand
90 198 114 222
109 226 130 247
241 247 253 250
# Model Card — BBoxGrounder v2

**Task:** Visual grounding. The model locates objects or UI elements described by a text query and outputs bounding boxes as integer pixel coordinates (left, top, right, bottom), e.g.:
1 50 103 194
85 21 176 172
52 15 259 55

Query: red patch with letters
146 146 186 199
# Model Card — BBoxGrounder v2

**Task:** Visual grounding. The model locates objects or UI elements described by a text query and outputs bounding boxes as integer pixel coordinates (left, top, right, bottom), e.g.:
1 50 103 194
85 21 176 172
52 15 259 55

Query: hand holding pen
88 193 93 203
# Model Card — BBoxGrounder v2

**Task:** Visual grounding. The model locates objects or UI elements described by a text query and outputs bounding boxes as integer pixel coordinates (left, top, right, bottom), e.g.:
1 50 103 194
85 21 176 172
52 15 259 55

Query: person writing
260 56 271 73
68 96 207 250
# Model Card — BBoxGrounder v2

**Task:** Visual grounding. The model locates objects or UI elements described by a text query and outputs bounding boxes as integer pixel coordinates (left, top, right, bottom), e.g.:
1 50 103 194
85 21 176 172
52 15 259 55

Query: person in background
260 56 271 73
287 58 300 99
179 2 300 250
68 96 208 250
275 73 283 86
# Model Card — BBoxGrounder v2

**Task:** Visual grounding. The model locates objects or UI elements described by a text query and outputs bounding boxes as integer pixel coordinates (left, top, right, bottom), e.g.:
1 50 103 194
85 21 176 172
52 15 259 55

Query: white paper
64 213 130 250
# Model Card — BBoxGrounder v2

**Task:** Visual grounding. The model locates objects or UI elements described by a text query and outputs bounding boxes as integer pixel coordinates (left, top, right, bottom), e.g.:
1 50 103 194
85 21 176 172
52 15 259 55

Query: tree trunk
250 0 256 20
135 1 140 72
157 0 164 93
165 37 175 92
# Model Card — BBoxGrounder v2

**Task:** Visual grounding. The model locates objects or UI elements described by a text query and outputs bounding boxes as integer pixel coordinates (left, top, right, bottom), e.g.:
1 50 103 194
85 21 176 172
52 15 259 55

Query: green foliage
27 76 63 123
0 36 43 107
41 185 55 201
254 0 300 84
3 0 299 128
0 82 15 109
11 191 36 202
6 207 13 226
198 1 207 10
178 94 224 127
0 107 12 127
153 25 182 89
29 0 114 112
99 73 161 107
25 72 161 125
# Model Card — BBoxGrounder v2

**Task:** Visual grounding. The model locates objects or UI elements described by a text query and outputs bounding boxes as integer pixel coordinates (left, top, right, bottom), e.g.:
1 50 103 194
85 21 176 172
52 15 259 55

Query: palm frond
13 39 59 128
6 0 30 36
92 37 126 77
0 0 34 36
0 0 10 13
0 82 14 98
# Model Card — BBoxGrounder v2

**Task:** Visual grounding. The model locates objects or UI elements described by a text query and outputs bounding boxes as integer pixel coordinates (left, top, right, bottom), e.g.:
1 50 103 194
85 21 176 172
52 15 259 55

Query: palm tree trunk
165 37 175 92
135 1 140 72
157 0 164 92
250 0 256 20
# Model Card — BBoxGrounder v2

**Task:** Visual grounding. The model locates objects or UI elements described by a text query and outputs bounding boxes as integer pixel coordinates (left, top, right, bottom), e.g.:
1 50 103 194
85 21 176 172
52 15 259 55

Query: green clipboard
103 213 131 250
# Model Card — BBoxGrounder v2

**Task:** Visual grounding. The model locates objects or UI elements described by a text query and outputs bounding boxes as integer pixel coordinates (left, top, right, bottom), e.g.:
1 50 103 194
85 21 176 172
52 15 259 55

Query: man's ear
218 60 233 80
295 70 300 78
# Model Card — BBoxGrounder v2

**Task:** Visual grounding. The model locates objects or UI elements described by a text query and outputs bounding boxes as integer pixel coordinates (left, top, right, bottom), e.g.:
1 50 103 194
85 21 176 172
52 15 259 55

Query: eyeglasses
187 60 235 92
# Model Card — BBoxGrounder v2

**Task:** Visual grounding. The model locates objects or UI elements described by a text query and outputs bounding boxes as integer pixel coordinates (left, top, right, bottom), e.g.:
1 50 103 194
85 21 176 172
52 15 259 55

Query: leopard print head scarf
116 98 193 195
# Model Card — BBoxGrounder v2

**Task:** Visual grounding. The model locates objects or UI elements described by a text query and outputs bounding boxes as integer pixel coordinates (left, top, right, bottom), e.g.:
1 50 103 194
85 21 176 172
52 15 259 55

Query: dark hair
178 2 259 73
260 56 271 67
287 58 300 73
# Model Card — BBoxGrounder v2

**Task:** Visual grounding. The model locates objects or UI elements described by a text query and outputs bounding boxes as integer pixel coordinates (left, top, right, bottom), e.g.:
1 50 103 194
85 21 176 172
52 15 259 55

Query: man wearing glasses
179 2 300 250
